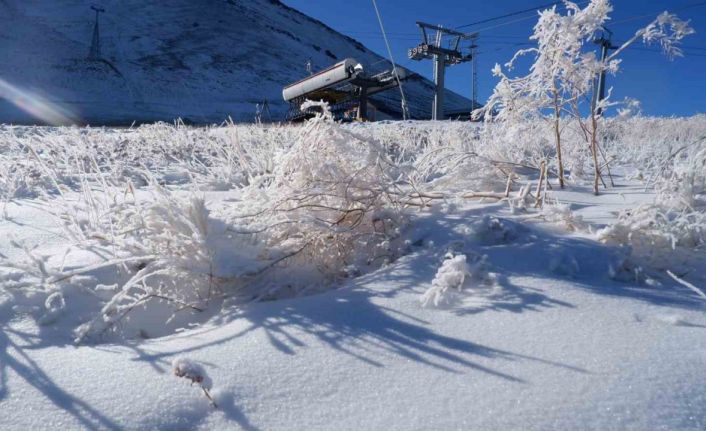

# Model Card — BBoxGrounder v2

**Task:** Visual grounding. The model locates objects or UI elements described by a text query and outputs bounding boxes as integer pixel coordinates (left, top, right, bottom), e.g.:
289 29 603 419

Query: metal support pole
594 43 609 116
357 87 368 121
591 29 615 117
433 54 445 120
408 22 477 121
471 45 477 110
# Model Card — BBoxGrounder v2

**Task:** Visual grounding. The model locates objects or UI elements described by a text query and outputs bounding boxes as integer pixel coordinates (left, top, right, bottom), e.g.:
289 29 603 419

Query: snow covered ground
1 116 705 430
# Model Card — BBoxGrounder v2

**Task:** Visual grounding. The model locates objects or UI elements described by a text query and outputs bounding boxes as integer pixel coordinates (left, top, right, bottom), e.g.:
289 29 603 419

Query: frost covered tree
479 0 694 194
480 0 614 188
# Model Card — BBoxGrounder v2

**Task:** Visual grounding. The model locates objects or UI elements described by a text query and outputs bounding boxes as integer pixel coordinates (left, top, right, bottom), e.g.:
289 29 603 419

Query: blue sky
283 0 706 116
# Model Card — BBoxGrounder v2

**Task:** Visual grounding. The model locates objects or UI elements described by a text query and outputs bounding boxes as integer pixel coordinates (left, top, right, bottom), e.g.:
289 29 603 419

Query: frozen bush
655 147 706 210
231 103 410 300
597 204 705 266
2 107 414 341
595 116 706 273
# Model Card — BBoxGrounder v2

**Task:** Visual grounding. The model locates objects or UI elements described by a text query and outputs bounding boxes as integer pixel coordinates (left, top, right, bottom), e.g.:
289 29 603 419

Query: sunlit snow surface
1 119 705 430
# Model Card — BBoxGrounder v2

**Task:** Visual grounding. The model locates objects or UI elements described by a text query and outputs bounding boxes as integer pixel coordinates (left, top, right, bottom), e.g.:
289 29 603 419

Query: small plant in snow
172 357 217 408
421 252 496 308
37 291 66 326
541 201 589 232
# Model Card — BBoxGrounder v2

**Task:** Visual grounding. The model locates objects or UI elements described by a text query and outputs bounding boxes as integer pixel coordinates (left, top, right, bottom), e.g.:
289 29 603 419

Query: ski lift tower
88 5 106 61
408 22 477 120
591 27 618 117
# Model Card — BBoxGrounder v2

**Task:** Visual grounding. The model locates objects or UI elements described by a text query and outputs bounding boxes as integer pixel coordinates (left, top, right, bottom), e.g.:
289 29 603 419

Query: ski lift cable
371 0 410 120
611 0 706 25
468 1 592 34
455 0 590 31
455 1 562 29
341 1 585 37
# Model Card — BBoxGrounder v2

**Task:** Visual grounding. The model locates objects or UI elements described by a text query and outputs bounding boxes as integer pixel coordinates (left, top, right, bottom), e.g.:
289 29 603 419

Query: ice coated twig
667 270 706 300
462 191 506 200
48 255 158 284
201 387 218 408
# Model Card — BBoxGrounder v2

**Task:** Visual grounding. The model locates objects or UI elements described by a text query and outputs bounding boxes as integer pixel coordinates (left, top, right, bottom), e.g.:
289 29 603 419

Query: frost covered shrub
0 121 299 204
71 190 224 341
601 116 706 187
233 103 409 299
0 180 229 341
597 119 706 265
3 109 705 340
63 108 411 338
348 121 506 194
655 147 706 210
1 107 415 341
597 204 705 265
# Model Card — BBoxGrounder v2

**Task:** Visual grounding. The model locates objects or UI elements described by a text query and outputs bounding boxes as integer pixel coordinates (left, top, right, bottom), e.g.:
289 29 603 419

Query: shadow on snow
1 205 704 429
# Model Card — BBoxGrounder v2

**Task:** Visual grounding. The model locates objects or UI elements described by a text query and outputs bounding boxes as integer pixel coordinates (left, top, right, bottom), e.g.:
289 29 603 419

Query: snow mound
655 313 690 326
466 216 525 245
607 249 648 285
549 253 580 278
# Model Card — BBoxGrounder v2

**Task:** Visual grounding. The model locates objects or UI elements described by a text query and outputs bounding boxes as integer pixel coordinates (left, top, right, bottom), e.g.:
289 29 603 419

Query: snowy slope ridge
0 0 473 125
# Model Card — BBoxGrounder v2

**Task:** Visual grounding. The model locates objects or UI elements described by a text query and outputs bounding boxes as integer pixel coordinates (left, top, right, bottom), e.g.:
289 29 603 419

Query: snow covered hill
0 0 473 125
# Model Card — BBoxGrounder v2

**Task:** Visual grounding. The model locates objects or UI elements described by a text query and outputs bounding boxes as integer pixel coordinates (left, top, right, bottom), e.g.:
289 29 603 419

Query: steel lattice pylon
408 22 477 120
88 5 105 61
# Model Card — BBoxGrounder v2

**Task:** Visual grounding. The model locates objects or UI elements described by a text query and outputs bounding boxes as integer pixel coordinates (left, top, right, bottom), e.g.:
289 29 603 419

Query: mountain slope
0 0 473 124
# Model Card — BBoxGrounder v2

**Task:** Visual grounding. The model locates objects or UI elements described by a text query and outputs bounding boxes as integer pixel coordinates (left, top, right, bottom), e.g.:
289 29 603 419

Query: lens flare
0 77 78 125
